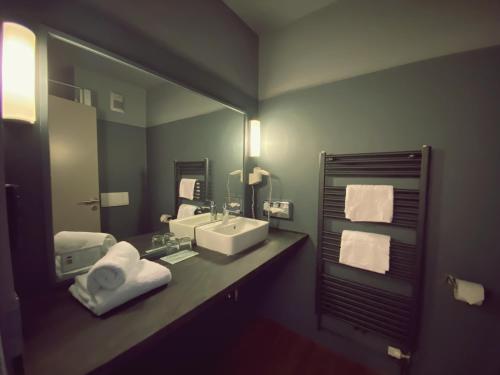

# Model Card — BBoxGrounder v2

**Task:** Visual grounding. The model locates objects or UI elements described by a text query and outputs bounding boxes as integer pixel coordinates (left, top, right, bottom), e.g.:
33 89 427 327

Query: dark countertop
21 229 307 375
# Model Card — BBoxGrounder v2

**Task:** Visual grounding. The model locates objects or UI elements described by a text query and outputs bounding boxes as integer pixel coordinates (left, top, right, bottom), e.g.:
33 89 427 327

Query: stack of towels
339 185 394 274
69 241 172 316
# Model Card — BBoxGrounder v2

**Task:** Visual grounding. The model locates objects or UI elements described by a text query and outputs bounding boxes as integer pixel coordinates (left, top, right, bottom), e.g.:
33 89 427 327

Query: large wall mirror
45 33 246 280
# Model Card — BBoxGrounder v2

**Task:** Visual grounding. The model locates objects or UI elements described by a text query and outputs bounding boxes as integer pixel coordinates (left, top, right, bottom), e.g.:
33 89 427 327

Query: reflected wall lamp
1 22 37 124
249 119 260 157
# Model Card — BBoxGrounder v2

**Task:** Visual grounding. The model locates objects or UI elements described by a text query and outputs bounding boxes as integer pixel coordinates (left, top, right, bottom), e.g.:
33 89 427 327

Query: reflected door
48 95 101 233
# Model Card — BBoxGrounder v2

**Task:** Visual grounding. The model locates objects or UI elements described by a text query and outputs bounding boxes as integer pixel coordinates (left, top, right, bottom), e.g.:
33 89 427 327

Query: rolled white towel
86 241 140 296
54 231 117 255
69 260 172 316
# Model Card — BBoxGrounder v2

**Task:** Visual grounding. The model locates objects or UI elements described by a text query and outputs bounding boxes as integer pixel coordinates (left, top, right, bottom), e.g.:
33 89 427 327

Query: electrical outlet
263 200 293 220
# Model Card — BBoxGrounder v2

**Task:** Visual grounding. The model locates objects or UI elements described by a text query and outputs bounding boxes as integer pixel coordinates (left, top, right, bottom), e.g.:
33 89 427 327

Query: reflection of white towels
69 260 172 316
339 230 390 274
345 185 394 223
179 178 197 200
54 231 116 255
86 241 140 296
177 204 198 219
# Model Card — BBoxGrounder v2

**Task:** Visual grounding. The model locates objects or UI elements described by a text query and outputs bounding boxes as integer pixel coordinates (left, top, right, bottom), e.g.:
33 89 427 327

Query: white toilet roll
452 278 485 306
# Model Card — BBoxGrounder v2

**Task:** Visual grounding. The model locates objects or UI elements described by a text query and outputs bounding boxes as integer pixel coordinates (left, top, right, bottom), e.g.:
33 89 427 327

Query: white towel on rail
339 230 390 274
345 185 394 223
179 178 197 200
86 241 140 296
69 259 172 316
177 204 198 219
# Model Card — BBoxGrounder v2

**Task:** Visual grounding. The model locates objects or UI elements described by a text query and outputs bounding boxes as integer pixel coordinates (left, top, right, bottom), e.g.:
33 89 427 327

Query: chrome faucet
222 201 240 225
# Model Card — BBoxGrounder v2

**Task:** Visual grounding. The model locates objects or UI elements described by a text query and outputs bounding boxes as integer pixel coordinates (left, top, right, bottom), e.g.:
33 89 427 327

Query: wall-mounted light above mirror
1 22 37 124
249 119 260 157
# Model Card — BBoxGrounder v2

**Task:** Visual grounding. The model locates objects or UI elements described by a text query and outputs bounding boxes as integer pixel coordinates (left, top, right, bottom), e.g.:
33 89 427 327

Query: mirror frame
36 26 250 284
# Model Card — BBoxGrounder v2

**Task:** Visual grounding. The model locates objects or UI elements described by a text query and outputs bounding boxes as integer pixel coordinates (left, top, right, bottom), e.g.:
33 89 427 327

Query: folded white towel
54 231 117 255
345 185 394 223
339 230 390 274
177 203 198 219
69 259 172 316
86 241 140 296
179 178 197 200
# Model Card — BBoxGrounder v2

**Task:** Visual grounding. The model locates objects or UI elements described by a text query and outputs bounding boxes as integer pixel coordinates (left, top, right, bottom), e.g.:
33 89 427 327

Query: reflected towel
54 231 116 255
339 230 390 274
345 185 394 223
179 178 197 200
69 260 172 316
177 204 198 219
86 241 140 296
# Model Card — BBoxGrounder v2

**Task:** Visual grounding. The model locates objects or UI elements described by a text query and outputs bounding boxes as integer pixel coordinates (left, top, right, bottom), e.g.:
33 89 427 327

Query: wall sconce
249 119 261 157
1 22 37 124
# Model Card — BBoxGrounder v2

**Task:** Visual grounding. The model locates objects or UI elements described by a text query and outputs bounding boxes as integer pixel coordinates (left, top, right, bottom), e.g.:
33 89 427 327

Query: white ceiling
222 0 338 34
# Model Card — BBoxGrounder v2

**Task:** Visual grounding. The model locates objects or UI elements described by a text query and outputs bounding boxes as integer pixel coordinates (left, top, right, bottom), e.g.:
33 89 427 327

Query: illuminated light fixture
249 119 261 157
2 22 37 124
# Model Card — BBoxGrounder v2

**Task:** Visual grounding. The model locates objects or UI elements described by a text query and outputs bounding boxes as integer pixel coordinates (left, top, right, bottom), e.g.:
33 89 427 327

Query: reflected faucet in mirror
198 200 217 222
222 200 241 225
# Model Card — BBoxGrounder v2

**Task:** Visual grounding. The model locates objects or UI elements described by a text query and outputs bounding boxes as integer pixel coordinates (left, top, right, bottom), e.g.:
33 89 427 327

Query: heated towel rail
316 146 430 354
174 158 210 215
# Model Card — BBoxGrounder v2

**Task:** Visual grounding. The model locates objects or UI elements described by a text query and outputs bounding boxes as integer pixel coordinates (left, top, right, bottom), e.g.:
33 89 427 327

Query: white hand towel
69 260 172 316
86 241 140 296
345 185 394 223
339 230 390 274
179 178 197 200
54 231 117 255
177 204 198 219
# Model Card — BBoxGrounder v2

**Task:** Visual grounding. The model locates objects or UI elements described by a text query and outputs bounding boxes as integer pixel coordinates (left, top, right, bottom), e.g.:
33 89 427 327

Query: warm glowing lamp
249 119 260 157
2 22 37 124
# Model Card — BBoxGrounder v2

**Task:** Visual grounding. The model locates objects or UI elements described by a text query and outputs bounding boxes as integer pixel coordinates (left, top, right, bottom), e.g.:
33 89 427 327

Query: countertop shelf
21 229 307 375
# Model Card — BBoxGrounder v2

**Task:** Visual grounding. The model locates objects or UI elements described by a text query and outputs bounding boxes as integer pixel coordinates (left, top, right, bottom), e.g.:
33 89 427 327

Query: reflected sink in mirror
169 213 222 240
195 217 269 256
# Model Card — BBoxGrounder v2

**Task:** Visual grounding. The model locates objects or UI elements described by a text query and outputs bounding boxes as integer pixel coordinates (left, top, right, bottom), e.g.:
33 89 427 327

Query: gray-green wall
255 46 500 375
97 121 149 240
74 67 147 127
147 109 244 230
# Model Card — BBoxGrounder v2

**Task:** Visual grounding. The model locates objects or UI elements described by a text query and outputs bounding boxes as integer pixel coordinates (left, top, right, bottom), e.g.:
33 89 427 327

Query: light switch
100 192 129 207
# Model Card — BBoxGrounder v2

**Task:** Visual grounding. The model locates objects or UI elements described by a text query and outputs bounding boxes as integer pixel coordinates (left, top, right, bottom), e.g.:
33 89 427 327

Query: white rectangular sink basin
195 217 269 256
169 213 221 240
